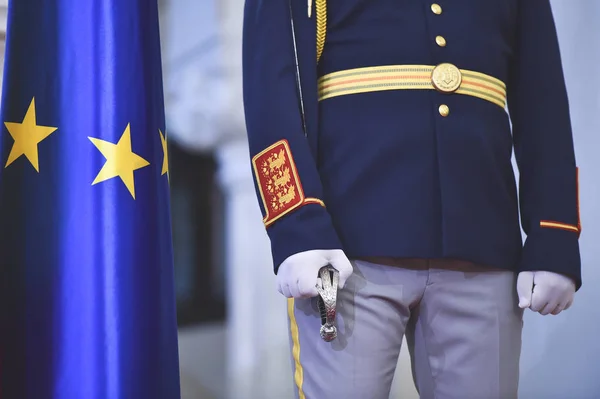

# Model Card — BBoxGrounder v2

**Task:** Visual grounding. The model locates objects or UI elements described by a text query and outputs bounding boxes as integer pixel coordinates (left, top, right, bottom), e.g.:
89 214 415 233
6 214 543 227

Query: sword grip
316 265 339 342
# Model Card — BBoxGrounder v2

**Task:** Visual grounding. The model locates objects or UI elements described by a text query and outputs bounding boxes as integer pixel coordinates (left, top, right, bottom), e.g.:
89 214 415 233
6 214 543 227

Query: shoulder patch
252 139 305 227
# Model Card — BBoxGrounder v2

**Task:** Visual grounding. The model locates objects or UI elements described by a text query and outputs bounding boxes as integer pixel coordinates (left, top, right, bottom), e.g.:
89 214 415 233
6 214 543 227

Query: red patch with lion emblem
252 139 306 227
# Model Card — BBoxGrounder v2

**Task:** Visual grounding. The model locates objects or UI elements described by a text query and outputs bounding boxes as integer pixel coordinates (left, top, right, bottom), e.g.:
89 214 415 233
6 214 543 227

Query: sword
288 2 338 341
288 0 308 137
315 265 339 342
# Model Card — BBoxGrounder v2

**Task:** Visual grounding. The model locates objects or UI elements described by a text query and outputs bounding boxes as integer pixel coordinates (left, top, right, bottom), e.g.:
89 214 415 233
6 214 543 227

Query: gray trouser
286 259 524 399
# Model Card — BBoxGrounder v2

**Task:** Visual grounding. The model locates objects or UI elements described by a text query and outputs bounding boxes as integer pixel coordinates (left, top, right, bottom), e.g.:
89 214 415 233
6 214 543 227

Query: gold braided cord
316 0 326 63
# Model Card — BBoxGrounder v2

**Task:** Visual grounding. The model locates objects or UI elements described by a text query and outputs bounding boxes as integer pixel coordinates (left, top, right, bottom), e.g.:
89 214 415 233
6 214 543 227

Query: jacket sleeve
241 0 343 273
507 0 582 289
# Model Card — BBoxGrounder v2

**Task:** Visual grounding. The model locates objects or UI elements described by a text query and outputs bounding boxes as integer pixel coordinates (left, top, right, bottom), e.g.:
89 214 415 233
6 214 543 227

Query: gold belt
317 63 507 108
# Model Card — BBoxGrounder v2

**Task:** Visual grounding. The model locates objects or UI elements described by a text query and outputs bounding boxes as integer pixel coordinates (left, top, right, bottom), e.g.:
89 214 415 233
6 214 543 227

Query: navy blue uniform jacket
242 0 582 289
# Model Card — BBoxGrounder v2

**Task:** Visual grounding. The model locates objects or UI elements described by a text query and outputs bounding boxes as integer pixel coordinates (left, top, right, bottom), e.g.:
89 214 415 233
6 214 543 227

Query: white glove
276 249 354 299
517 271 575 316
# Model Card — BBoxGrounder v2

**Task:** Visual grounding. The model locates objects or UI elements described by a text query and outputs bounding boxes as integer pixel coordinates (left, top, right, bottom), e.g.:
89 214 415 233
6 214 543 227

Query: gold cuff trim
317 64 507 108
304 197 325 207
540 221 580 234
538 168 581 237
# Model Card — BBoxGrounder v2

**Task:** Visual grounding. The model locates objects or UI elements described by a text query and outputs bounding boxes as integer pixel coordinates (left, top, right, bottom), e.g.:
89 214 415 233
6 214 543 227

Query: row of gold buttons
431 3 450 117
432 3 446 47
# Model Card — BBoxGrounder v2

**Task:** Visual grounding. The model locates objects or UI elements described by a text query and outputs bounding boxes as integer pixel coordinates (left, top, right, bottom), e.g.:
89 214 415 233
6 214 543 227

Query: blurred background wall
0 0 597 398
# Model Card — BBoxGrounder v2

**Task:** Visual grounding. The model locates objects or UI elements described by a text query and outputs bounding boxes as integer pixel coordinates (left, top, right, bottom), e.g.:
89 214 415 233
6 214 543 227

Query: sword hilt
316 265 339 342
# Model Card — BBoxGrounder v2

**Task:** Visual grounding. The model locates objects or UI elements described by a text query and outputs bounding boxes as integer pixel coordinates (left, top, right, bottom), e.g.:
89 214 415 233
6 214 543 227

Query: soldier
242 1 581 398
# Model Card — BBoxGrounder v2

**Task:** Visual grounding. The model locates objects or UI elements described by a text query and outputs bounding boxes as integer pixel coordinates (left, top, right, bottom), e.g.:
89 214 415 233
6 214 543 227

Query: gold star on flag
4 97 57 172
88 123 149 199
159 129 169 180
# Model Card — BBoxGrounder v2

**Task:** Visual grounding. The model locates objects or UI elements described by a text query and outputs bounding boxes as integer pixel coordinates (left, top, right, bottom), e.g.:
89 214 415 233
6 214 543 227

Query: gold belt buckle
431 63 462 93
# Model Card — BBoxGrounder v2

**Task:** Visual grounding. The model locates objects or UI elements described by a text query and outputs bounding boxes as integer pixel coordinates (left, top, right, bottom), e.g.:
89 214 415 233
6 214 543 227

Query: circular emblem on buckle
431 63 462 93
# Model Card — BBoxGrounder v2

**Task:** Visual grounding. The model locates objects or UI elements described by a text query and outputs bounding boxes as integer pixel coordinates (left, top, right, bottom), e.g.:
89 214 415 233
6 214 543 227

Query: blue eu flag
0 1 181 398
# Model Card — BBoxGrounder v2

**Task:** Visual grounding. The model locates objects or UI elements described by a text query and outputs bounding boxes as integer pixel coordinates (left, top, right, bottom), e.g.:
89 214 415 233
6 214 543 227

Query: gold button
436 35 447 47
439 104 450 117
431 4 442 14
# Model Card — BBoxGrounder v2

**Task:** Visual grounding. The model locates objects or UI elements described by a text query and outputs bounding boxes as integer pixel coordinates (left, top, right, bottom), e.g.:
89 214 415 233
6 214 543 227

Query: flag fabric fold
0 1 181 398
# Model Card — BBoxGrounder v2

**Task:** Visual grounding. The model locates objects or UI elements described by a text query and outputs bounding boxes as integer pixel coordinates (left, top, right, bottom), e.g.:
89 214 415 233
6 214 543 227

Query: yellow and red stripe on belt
317 63 507 109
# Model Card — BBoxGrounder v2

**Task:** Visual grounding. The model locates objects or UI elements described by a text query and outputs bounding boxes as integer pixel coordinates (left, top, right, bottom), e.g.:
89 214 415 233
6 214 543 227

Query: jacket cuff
267 204 343 274
519 226 582 291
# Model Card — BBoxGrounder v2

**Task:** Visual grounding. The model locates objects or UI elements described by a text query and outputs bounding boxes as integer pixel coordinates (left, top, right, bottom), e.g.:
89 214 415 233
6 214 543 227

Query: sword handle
316 265 339 342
